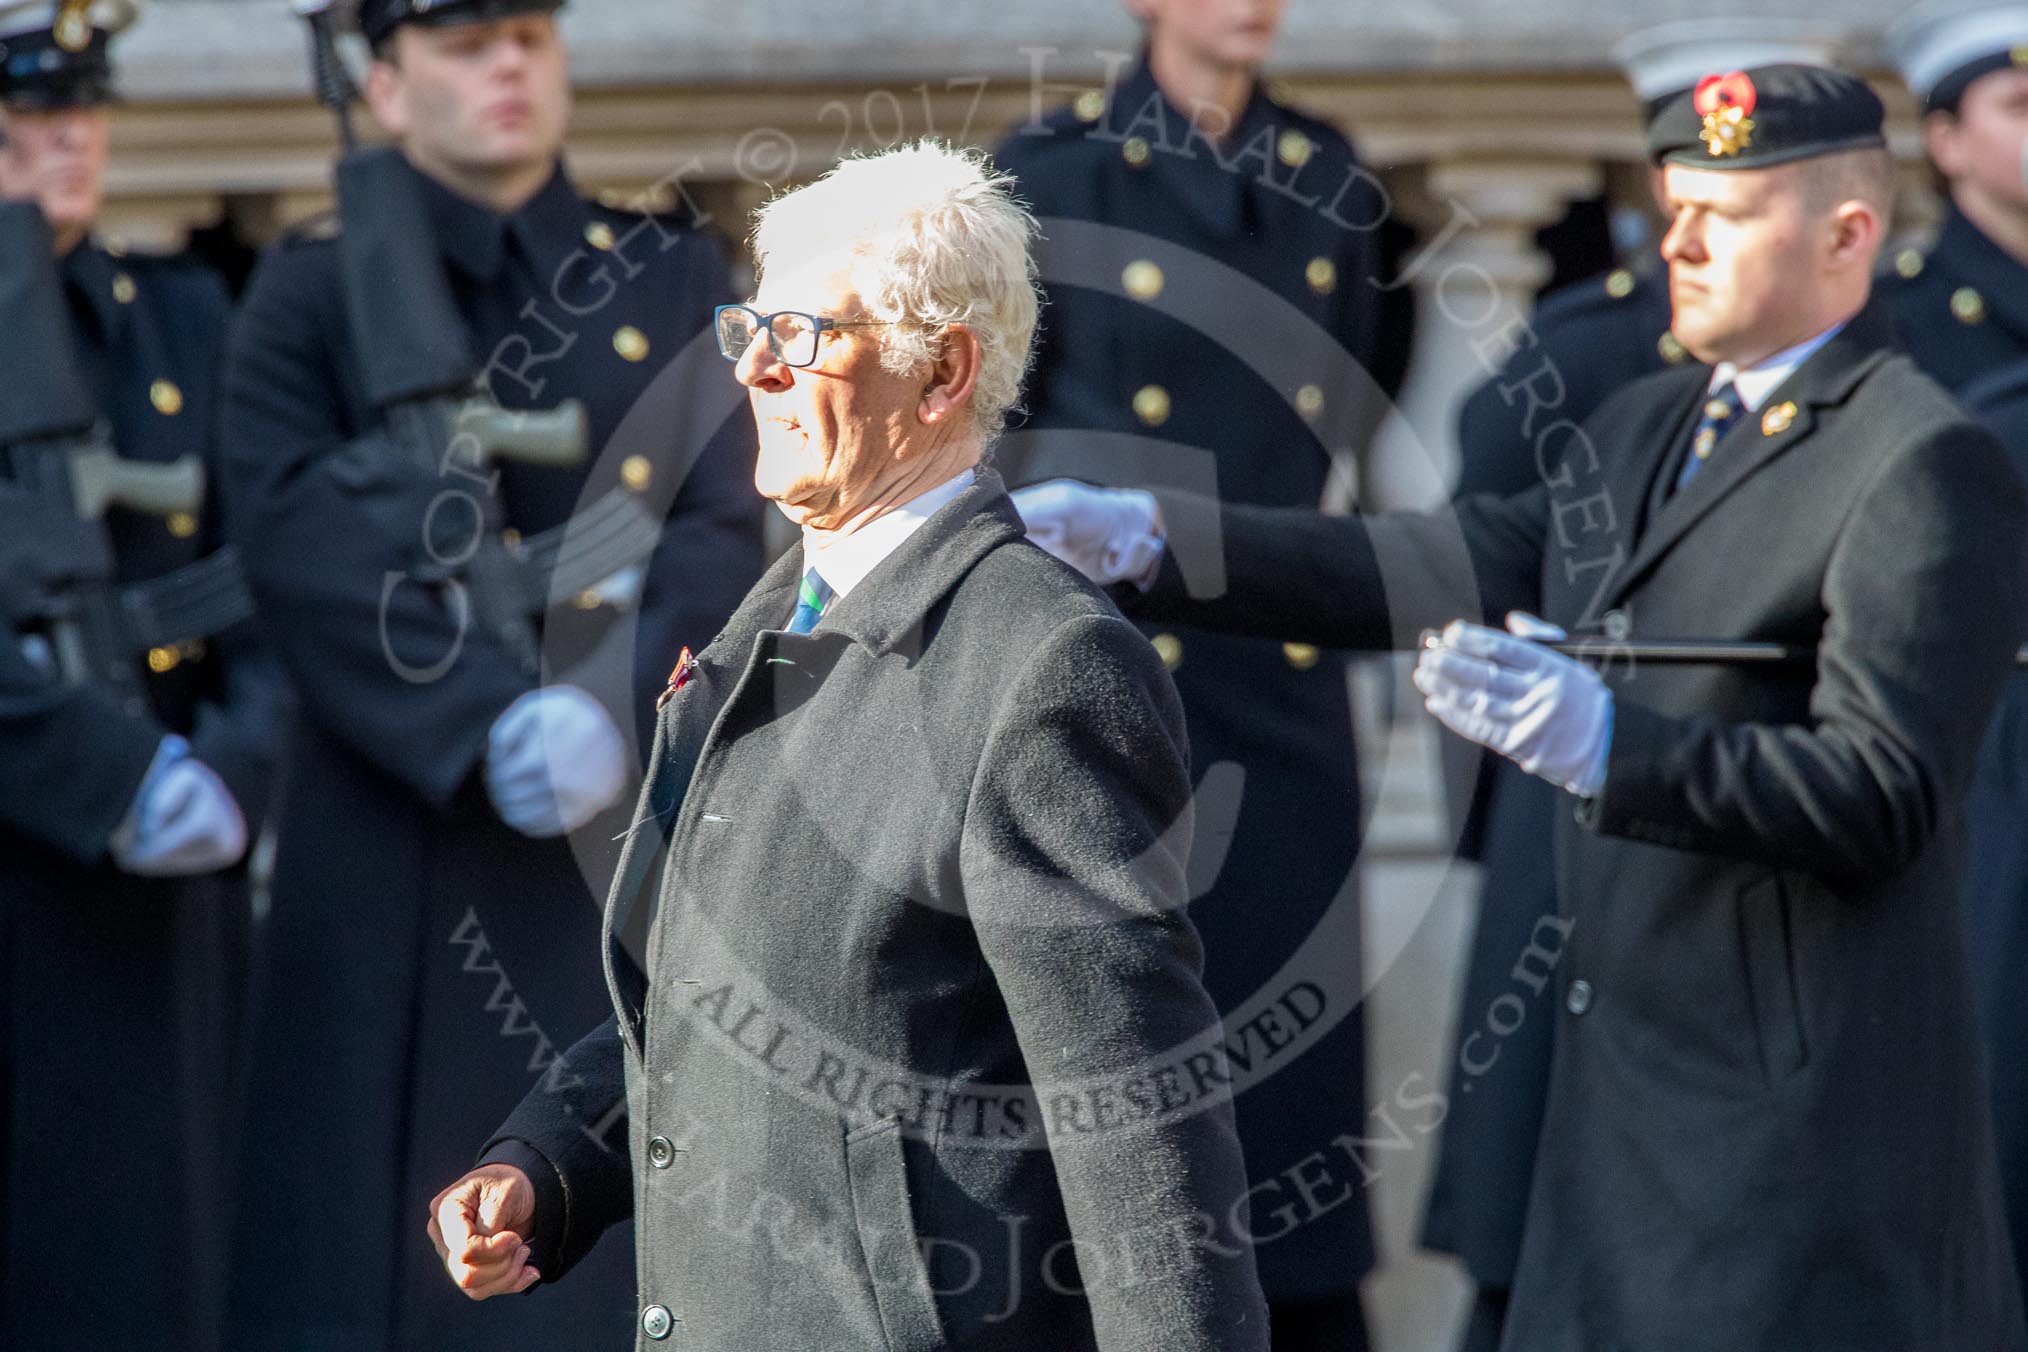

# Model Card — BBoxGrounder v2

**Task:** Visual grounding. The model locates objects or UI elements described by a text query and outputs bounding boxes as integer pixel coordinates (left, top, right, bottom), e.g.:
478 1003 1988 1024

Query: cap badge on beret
52 0 93 52
1695 71 1758 156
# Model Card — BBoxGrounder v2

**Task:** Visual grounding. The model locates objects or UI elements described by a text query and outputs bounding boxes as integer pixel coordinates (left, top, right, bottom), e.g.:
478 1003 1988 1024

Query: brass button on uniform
166 511 198 539
1074 89 1106 123
646 1135 677 1169
621 454 654 493
641 1304 674 1340
102 234 127 258
147 645 181 674
1305 256 1337 295
1122 136 1152 168
501 527 522 550
613 325 651 361
1121 259 1164 302
1658 331 1688 364
1132 384 1171 427
1295 384 1325 418
1151 633 1183 671
150 379 183 416
573 589 604 611
1277 129 1313 169
584 220 616 251
1283 642 1320 671
1951 286 1985 325
1604 268 1635 299
112 272 137 305
1893 247 1924 279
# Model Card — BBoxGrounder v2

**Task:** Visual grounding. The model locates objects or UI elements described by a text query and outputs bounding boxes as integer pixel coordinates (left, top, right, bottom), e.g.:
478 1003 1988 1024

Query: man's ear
919 325 982 427
1826 198 1882 271
362 46 409 138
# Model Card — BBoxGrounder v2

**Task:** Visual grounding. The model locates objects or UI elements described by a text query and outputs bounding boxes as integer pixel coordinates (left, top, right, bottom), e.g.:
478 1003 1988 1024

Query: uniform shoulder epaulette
584 190 705 238
104 242 210 275
279 210 342 247
1533 266 1651 325
1271 99 1353 152
997 98 1105 157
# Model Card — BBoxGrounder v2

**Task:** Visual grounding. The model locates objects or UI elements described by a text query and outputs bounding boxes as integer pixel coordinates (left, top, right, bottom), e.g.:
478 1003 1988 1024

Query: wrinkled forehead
751 249 861 317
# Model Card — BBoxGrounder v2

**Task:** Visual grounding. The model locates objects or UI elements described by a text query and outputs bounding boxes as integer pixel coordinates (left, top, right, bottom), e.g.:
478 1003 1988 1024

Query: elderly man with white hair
425 140 1271 1351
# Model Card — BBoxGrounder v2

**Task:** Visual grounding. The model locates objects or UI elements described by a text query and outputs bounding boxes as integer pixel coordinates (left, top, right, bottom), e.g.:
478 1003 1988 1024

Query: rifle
0 201 213 702
295 3 602 676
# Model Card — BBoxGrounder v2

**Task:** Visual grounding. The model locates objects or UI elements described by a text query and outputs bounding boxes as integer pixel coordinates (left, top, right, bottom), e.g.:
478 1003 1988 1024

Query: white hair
750 140 1042 449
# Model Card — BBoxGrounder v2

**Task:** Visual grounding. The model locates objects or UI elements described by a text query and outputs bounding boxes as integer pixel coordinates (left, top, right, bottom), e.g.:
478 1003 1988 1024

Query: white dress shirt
799 469 976 603
1708 321 1846 411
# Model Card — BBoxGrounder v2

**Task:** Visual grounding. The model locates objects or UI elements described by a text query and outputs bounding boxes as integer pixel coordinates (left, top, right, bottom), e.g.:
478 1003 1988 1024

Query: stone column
1357 157 1605 513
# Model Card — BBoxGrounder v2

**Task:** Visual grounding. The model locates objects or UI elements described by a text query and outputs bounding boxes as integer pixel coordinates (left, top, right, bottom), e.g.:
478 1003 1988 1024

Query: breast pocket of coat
844 1115 949 1352
1736 872 1809 1084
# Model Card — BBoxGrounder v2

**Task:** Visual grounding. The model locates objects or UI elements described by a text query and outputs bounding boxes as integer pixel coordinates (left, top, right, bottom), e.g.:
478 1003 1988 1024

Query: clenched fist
427 1163 542 1300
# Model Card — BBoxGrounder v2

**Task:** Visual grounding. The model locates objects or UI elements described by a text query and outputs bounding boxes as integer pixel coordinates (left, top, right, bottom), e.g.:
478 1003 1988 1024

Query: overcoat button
642 1304 674 1339
1566 979 1594 1015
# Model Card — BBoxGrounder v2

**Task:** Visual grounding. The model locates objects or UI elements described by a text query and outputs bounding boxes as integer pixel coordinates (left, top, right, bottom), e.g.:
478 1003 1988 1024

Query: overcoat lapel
1598 305 1896 612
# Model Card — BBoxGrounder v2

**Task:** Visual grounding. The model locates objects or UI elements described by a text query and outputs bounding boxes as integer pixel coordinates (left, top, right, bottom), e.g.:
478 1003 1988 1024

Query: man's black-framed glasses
713 304 910 368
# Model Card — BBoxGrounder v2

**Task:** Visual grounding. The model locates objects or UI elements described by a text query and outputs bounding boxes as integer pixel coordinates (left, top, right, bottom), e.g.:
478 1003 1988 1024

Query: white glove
485 685 628 838
1412 612 1613 797
1011 479 1164 587
109 734 249 877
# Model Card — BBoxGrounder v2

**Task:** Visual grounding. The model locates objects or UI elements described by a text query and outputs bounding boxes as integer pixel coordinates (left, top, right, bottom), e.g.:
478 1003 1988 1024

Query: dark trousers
1271 1293 1371 1352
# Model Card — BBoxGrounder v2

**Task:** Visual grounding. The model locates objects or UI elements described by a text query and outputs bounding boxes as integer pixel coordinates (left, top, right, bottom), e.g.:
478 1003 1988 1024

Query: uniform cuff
478 1137 568 1280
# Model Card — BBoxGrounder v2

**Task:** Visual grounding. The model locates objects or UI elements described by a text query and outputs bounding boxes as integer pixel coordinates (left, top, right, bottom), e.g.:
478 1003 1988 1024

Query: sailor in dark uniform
0 2 278 1347
993 6 1413 1348
1427 23 1846 1351
217 2 764 1348
1884 1 2028 1312
1881 1 2028 393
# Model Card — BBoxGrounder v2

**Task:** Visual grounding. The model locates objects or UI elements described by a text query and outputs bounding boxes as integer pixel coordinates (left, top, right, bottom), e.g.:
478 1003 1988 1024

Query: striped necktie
1675 382 1744 493
787 567 835 635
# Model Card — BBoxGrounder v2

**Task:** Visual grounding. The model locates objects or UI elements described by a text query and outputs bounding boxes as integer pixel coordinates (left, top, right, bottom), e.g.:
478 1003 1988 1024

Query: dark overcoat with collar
218 158 763 1351
994 52 1411 1301
1422 258 1684 1298
1137 304 2028 1350
1956 356 2028 1315
1 237 278 1352
1885 210 2028 1320
483 474 1272 1351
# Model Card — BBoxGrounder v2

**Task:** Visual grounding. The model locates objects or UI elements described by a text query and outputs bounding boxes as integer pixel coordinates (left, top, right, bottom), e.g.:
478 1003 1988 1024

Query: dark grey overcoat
483 473 1271 1351
1137 305 2028 1351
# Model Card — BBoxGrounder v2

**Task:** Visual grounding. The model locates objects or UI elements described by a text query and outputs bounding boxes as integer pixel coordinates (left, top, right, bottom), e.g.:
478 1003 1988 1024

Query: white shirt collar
1708 321 1846 412
799 469 976 602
